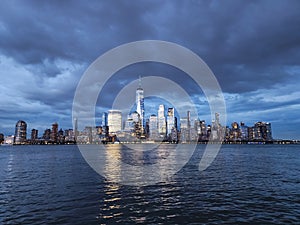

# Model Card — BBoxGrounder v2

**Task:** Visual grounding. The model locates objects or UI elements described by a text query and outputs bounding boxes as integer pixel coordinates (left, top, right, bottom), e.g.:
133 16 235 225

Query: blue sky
0 0 299 139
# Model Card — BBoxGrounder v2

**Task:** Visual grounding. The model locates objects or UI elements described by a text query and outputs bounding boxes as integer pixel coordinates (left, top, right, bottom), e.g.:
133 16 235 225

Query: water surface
0 144 299 224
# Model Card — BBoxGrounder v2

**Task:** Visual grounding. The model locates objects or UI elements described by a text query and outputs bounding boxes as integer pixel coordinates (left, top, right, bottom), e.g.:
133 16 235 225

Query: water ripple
0 145 299 224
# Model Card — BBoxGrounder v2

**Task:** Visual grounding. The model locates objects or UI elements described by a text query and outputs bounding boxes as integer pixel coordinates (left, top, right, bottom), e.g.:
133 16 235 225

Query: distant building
31 129 38 143
230 122 240 141
149 114 158 140
43 129 51 141
51 123 58 143
187 111 191 141
240 122 248 141
167 108 175 135
4 135 14 145
14 120 27 144
101 112 108 127
64 129 75 143
136 76 145 131
180 117 188 143
248 122 273 141
74 118 78 142
0 133 4 144
158 104 166 137
199 120 207 141
58 128 65 144
180 111 192 142
108 110 122 133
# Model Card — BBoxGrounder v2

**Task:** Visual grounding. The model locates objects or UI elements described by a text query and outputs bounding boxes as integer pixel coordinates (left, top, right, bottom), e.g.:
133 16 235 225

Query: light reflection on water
0 144 299 224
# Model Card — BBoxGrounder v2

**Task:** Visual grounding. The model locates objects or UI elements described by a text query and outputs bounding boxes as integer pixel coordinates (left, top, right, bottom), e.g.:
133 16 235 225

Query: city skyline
0 1 299 139
0 78 295 142
0 74 278 145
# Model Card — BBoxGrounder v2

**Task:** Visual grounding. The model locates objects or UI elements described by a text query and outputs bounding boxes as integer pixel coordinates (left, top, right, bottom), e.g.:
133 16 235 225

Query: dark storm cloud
0 0 160 64
0 0 299 138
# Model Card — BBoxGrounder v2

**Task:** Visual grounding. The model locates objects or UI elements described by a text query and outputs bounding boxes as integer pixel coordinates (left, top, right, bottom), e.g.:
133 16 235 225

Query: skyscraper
108 110 122 133
31 129 38 143
167 108 175 135
149 114 158 139
158 104 166 137
51 123 58 143
74 118 78 142
136 76 145 132
101 112 108 127
14 120 27 144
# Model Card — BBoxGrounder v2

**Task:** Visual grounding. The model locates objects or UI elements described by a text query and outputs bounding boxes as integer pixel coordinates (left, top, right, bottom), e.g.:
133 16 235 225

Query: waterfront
0 145 299 224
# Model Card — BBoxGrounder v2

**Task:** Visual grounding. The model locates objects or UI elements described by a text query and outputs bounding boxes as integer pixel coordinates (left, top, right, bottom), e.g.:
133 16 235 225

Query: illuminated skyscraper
136 76 145 132
158 104 166 137
167 108 175 135
149 114 158 139
101 112 108 127
14 120 27 144
108 110 122 133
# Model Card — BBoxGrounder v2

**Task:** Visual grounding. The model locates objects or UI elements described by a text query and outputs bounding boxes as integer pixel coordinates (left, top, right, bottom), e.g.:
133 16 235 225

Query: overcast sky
0 0 299 139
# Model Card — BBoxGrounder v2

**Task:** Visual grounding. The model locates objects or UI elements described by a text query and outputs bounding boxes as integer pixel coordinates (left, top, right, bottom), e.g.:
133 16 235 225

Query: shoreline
3 140 300 146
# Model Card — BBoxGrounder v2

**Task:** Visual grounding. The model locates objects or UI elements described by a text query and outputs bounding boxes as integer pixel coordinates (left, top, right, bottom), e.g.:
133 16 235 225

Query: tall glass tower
14 120 27 144
136 76 145 132
158 104 166 137
167 108 175 135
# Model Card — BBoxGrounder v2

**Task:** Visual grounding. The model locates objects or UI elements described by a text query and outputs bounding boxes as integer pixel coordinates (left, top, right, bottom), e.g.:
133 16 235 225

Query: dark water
0 144 299 224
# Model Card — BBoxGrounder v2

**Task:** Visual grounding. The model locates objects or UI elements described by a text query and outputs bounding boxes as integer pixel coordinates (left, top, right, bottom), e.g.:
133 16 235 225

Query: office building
108 110 122 133
51 123 58 143
31 129 38 143
240 122 248 141
43 129 51 141
101 112 108 127
167 108 175 135
14 120 27 144
149 114 158 139
158 104 166 137
136 76 145 132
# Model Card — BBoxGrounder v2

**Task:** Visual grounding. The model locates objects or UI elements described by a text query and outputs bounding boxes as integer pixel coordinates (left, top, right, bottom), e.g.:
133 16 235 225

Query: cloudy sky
0 0 299 139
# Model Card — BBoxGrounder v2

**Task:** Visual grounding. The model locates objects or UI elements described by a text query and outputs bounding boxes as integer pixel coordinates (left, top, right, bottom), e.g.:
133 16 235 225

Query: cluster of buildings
0 77 277 145
0 120 78 145
97 77 274 144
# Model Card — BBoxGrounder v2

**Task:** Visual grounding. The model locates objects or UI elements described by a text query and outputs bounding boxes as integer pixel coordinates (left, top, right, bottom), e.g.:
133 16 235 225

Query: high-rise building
43 129 51 140
149 114 158 139
108 110 122 133
215 112 220 126
158 104 166 137
199 120 207 141
230 122 240 141
64 129 75 142
14 120 27 144
101 112 108 127
167 108 175 135
31 129 38 143
248 122 272 141
124 111 140 133
180 116 188 143
240 122 248 141
74 118 78 142
51 123 58 143
187 111 191 141
136 76 145 132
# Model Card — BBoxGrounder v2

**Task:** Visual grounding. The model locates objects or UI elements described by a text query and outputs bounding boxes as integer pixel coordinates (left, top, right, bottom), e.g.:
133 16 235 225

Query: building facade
136 77 145 132
158 104 166 137
108 110 122 133
14 120 27 144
